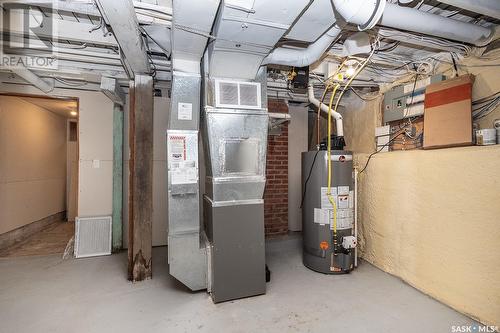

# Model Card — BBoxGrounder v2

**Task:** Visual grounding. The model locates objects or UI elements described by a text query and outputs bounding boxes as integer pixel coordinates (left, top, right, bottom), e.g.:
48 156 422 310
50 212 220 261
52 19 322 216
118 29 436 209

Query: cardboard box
423 74 474 149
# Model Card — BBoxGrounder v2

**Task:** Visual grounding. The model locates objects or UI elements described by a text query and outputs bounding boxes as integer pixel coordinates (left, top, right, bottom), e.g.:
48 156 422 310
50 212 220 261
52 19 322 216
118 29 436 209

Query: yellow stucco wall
338 63 500 325
355 146 500 326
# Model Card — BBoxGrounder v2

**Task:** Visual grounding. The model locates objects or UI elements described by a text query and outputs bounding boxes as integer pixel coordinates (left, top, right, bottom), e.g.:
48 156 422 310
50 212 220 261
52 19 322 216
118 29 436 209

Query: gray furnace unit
201 68 269 303
302 150 356 273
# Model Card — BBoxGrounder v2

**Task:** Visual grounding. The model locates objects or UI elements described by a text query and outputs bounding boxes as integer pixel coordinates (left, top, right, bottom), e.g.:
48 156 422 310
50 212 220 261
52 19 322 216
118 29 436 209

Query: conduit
308 84 344 137
262 26 342 67
332 0 496 46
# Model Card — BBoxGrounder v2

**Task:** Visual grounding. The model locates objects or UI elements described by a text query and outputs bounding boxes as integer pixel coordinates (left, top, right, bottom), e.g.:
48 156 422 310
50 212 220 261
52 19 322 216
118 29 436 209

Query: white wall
77 91 114 217
0 84 115 220
0 96 66 234
287 104 308 231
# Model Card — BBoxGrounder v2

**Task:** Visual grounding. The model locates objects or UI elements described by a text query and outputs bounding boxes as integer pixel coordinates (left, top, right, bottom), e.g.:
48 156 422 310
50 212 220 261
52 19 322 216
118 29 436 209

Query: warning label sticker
168 133 198 185
169 135 186 161
313 207 353 230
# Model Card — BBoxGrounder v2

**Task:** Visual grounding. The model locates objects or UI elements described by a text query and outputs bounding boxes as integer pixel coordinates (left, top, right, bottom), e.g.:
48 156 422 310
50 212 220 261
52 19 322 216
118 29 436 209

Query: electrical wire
359 132 405 174
300 150 319 208
349 87 381 101
326 83 340 255
315 63 345 146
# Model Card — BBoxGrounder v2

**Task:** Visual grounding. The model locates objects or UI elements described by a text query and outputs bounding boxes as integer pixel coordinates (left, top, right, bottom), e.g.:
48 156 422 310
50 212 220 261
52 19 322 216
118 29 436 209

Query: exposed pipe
332 0 386 31
332 0 496 46
11 67 54 93
435 0 500 21
380 3 495 46
308 84 344 137
262 26 342 67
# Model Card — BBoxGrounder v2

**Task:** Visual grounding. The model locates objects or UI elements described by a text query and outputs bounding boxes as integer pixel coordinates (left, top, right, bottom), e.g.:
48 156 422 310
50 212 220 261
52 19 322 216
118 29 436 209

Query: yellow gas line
327 83 340 254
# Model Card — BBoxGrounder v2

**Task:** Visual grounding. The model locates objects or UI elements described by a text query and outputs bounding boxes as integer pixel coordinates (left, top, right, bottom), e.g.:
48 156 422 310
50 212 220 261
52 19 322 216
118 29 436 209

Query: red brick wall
264 99 289 237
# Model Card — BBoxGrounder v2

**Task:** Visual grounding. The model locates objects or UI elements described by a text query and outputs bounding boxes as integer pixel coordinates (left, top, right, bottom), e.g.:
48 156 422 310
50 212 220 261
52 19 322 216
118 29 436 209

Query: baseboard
0 211 66 250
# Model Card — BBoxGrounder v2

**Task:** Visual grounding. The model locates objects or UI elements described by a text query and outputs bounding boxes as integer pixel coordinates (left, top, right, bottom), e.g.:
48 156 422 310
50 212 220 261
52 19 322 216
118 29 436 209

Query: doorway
0 93 79 257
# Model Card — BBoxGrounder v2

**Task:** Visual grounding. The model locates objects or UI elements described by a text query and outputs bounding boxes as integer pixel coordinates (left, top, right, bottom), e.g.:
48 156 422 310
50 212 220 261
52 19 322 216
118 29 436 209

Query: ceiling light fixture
70 111 78 116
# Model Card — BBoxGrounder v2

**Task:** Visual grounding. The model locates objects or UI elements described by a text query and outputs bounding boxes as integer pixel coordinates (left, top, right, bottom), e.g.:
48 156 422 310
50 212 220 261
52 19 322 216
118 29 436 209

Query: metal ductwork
12 68 54 93
207 0 311 79
167 0 220 291
262 26 342 67
332 0 496 46
308 84 344 137
168 0 312 301
435 0 500 21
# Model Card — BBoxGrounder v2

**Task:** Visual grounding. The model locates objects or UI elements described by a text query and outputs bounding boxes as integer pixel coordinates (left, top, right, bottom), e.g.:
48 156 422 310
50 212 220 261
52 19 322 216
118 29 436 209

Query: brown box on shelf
423 74 474 149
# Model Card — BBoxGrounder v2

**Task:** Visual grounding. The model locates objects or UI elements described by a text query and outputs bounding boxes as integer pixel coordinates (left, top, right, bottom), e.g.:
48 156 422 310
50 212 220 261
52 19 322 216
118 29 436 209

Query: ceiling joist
96 0 151 77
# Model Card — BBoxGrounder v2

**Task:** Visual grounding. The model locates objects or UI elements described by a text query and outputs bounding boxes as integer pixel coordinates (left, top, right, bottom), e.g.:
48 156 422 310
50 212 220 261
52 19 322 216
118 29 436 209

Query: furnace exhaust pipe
308 84 344 137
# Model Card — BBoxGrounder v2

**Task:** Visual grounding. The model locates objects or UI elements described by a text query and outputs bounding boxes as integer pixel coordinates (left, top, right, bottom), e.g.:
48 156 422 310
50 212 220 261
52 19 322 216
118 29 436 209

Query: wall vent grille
215 80 261 109
74 216 112 258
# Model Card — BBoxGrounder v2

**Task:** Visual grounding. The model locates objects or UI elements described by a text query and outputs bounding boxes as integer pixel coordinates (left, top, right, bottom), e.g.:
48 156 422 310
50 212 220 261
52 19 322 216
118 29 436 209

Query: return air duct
168 0 312 299
167 0 220 292
207 0 310 79
331 0 496 46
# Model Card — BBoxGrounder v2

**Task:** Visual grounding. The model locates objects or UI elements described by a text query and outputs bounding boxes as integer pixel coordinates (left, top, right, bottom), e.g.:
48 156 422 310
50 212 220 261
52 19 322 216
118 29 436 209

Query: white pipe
307 84 344 137
354 167 358 267
435 0 500 21
332 0 386 30
332 0 495 46
380 3 494 46
262 26 342 67
11 67 54 93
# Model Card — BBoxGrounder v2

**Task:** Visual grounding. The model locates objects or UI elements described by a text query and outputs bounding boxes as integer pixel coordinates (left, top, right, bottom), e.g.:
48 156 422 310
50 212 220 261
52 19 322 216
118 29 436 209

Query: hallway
0 221 74 258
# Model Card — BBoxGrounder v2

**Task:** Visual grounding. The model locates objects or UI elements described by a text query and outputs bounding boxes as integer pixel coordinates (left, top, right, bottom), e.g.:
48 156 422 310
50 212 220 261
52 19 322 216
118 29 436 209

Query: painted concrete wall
78 91 114 217
288 104 308 231
0 96 66 234
356 146 500 326
123 97 169 247
339 66 500 326
0 84 115 220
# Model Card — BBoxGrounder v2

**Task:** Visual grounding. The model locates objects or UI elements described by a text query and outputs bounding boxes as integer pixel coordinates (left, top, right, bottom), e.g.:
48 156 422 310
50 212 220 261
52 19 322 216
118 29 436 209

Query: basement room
0 1 499 332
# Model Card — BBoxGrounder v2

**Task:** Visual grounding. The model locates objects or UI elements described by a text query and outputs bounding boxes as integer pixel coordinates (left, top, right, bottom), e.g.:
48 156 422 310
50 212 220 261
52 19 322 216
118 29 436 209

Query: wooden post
128 75 154 281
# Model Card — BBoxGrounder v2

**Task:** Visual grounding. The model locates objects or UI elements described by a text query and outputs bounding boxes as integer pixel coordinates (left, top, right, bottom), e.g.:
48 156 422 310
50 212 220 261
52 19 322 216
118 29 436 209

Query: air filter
74 216 112 258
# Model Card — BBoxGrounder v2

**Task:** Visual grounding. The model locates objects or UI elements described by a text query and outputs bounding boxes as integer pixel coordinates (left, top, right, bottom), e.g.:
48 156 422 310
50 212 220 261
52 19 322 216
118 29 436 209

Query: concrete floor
0 236 476 333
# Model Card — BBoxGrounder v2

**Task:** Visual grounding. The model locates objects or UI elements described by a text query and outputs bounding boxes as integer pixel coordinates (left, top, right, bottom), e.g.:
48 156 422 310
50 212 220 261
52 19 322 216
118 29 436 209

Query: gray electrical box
383 74 445 123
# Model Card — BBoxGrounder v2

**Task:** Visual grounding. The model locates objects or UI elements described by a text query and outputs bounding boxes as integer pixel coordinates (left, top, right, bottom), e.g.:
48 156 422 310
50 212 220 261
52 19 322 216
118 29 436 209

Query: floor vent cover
74 216 112 258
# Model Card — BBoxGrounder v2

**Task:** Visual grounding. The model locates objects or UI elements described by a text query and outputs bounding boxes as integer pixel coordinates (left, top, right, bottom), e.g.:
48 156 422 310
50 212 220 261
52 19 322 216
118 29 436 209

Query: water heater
301 149 356 273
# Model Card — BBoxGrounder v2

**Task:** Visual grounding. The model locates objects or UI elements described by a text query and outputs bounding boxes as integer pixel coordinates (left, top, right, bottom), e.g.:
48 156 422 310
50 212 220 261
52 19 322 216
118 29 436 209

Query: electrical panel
383 74 445 123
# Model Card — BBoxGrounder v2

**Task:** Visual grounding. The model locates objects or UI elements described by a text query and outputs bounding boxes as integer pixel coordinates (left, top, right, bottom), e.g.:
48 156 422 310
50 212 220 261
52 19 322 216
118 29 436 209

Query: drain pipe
262 26 342 67
332 0 496 46
435 0 500 21
308 84 344 137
